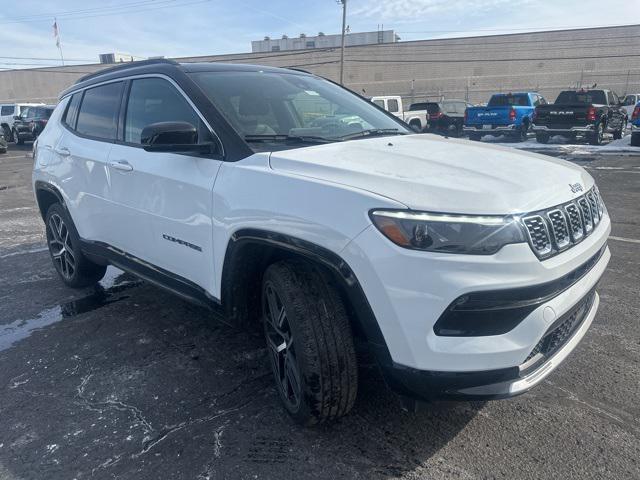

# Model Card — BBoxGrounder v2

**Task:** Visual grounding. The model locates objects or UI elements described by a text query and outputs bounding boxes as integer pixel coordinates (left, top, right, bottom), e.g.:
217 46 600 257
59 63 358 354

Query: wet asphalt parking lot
0 142 639 480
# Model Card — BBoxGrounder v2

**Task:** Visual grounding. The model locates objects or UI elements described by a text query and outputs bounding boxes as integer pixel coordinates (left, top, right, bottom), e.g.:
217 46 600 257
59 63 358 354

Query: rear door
53 82 122 244
106 76 223 291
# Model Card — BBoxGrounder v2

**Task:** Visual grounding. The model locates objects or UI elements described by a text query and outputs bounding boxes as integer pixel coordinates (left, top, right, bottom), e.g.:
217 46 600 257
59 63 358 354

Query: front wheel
262 260 358 425
2 125 11 142
13 129 24 145
45 203 107 288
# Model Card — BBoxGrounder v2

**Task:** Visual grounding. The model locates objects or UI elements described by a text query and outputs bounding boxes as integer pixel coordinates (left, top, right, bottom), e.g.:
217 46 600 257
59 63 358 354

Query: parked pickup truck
371 95 428 132
464 92 546 142
532 89 627 145
631 102 640 147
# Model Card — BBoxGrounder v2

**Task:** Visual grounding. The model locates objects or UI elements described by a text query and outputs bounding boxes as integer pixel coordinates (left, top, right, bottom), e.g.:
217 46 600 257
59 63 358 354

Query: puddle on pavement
0 267 142 352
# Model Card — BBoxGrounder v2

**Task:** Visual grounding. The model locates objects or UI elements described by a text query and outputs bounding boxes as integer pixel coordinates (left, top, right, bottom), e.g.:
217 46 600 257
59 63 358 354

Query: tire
409 120 422 133
613 120 626 140
468 132 481 141
515 122 529 142
589 123 604 145
2 125 11 143
631 133 640 147
536 133 549 144
45 203 107 288
13 129 24 145
262 260 358 426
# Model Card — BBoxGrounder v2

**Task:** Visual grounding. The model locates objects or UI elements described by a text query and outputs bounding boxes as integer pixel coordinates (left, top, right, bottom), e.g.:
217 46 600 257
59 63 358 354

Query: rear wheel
535 133 549 144
514 122 529 142
613 120 626 140
468 132 481 141
2 125 11 143
262 260 358 425
45 203 107 288
631 133 640 147
589 123 604 145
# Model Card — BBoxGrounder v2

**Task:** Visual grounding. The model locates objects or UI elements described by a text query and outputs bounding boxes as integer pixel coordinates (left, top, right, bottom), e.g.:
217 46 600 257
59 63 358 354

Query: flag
53 20 60 48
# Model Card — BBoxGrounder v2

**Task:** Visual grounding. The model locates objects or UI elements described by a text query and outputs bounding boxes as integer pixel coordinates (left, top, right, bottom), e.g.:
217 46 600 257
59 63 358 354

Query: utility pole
339 0 347 85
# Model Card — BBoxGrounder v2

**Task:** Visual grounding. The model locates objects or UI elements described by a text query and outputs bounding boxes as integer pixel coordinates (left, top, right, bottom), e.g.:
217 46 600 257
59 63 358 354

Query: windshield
189 71 409 146
555 90 607 105
488 94 529 107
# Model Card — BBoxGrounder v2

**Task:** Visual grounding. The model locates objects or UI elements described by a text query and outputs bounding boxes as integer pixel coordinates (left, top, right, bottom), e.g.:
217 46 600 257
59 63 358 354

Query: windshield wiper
243 134 334 144
336 128 408 140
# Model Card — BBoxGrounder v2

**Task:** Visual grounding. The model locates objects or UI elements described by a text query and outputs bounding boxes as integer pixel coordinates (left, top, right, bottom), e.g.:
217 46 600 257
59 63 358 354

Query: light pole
339 0 347 85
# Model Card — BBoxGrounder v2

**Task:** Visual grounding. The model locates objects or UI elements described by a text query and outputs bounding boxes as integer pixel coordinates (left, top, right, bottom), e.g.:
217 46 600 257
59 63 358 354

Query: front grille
523 289 596 365
521 186 605 260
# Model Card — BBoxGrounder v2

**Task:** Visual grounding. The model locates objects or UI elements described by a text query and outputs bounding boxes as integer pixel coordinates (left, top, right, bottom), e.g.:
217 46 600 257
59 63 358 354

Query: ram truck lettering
33 60 610 425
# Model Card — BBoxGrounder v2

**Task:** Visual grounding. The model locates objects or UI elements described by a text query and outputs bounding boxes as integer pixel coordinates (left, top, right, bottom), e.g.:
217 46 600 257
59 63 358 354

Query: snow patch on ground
479 133 638 156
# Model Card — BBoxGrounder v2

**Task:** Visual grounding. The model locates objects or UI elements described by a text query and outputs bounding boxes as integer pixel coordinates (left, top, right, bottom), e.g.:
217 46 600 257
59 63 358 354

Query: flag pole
53 18 65 66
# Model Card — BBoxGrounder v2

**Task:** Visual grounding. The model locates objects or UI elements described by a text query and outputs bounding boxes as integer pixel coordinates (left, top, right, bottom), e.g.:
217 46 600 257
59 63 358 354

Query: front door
106 76 223 293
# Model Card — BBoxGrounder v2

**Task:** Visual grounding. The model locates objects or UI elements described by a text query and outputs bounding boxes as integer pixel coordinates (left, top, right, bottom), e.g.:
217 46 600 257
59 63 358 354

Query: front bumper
341 213 610 399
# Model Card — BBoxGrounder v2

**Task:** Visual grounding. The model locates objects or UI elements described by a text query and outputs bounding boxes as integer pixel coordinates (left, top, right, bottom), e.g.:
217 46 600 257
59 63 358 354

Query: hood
269 135 593 215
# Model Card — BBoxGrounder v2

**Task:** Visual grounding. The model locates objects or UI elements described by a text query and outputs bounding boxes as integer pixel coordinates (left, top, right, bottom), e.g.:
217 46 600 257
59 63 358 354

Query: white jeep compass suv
33 60 610 425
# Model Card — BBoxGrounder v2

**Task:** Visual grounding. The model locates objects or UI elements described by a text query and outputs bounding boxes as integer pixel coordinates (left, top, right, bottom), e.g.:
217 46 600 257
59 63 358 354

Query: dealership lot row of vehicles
2 88 639 153
373 89 638 146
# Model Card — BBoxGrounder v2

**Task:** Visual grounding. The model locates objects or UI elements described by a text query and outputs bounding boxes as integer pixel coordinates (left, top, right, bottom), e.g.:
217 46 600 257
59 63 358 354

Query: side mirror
141 121 214 153
14 115 21 120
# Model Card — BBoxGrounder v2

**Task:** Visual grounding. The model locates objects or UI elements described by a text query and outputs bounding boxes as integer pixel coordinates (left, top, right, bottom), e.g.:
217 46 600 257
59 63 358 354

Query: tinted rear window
76 82 123 140
1 105 14 116
408 103 431 112
488 95 529 107
555 90 607 105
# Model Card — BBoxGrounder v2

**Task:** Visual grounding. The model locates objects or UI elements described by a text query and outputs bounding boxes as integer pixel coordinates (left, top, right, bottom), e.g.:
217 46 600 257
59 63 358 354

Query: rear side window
425 103 440 114
64 94 82 128
76 82 123 140
387 99 399 113
124 78 203 144
1 105 14 116
488 95 529 107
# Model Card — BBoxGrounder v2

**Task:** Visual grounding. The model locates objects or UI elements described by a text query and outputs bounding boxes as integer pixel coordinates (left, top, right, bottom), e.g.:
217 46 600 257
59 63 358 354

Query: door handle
109 160 134 172
54 146 70 157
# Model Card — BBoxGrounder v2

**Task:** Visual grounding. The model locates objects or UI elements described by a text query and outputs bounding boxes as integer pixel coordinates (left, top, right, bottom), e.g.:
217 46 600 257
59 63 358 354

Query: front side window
190 71 408 147
76 82 123 140
623 95 637 106
124 77 206 145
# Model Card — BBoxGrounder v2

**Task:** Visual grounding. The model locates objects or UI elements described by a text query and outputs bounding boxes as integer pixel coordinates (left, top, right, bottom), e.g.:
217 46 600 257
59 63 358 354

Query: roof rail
76 58 179 84
286 67 313 75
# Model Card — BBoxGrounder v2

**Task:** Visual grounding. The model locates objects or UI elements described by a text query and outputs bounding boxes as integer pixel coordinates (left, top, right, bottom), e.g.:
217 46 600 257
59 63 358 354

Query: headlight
369 210 526 255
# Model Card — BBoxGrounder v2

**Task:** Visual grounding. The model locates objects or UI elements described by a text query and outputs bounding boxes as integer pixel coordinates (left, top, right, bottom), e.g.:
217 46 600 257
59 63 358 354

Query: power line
0 0 212 25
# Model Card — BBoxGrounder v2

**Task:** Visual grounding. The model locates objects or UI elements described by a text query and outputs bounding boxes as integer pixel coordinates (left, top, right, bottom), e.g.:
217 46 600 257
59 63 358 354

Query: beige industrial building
1 24 638 107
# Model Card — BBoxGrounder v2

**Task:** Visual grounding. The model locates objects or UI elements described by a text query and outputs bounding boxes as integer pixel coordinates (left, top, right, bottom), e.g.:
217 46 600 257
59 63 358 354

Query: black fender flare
221 228 393 366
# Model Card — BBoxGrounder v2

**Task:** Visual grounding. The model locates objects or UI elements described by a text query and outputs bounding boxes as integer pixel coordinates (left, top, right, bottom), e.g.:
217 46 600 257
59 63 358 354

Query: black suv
13 105 55 145
416 100 472 137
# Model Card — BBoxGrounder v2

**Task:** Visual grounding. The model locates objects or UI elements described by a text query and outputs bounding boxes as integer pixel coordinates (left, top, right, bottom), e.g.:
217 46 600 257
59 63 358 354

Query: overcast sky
0 0 638 69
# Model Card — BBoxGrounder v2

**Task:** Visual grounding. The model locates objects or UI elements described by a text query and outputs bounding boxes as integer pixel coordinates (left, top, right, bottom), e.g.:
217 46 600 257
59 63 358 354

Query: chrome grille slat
564 203 584 242
523 215 552 257
547 209 570 250
521 187 604 260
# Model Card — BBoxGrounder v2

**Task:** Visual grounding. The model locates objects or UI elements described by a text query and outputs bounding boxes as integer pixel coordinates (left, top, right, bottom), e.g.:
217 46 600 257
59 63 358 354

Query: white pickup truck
371 95 429 132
